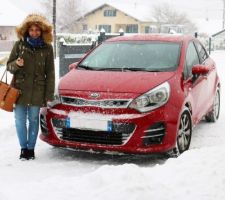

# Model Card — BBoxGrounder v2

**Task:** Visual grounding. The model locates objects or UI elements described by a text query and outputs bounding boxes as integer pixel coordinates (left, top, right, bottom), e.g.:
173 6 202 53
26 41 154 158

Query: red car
40 34 220 156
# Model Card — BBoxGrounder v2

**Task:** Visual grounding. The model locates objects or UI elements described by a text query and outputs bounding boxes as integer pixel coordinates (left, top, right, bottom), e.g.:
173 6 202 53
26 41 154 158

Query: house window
145 26 150 33
82 24 88 31
99 25 111 33
126 24 138 33
104 10 117 17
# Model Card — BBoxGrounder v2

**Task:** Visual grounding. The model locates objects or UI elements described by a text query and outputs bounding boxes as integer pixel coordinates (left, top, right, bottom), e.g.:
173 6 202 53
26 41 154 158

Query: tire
167 108 192 157
205 88 220 123
176 108 192 154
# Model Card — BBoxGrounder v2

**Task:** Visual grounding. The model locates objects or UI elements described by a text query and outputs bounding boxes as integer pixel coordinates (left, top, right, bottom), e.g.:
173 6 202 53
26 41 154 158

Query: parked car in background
40 34 220 156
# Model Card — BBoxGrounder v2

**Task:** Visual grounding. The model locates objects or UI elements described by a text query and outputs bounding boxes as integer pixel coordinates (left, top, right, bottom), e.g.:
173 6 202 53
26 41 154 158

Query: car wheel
177 108 192 154
205 88 220 122
167 108 192 157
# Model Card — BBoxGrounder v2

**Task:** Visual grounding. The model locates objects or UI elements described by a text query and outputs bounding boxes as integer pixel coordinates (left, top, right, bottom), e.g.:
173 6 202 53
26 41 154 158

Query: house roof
0 1 26 26
78 3 155 23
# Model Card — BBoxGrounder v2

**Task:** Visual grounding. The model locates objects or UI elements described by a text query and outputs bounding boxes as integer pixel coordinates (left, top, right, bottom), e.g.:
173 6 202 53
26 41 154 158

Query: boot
20 148 28 160
27 149 35 160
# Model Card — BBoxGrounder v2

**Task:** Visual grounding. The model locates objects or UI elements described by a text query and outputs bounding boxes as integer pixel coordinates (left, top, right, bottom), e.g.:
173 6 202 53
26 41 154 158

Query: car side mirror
192 64 210 76
69 62 78 71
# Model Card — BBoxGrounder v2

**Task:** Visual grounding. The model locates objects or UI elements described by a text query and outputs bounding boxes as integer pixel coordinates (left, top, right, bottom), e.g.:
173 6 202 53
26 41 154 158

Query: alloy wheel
213 90 220 120
177 110 192 154
205 88 220 122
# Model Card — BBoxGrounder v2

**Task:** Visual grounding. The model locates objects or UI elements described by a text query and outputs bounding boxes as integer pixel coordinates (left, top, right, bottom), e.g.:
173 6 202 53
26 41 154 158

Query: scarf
26 36 44 48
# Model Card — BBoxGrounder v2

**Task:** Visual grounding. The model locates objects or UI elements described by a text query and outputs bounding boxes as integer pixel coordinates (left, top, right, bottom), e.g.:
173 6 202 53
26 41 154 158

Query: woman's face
28 25 41 39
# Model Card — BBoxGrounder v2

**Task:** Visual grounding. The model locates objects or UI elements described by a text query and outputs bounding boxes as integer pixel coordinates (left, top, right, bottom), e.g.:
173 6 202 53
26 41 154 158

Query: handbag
0 69 21 112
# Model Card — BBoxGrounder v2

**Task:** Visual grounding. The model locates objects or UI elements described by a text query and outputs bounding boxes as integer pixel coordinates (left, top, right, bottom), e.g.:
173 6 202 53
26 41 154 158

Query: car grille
61 96 130 108
52 118 135 145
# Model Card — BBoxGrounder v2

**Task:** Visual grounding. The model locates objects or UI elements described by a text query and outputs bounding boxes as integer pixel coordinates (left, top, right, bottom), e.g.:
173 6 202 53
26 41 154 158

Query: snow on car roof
106 34 194 43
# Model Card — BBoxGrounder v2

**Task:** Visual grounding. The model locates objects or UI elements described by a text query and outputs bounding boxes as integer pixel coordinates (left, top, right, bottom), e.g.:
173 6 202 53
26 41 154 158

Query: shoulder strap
0 69 8 83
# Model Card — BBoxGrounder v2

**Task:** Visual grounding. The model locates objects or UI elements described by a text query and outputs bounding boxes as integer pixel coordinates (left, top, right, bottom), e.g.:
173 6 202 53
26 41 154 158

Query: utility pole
53 0 56 58
223 0 225 29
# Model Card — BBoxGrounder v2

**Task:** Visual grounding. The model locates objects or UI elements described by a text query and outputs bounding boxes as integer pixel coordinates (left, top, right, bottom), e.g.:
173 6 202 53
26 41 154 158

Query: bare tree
41 0 53 21
42 0 82 32
152 3 197 34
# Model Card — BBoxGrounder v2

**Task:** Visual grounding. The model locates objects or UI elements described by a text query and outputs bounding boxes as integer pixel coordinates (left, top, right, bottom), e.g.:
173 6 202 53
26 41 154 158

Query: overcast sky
7 0 225 34
8 0 223 20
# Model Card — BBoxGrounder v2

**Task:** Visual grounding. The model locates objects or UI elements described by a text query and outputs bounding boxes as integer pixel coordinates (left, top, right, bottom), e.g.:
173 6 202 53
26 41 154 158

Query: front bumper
40 104 180 154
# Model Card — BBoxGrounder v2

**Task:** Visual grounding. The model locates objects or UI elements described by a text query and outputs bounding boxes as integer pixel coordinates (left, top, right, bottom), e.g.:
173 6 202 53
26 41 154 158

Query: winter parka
7 14 55 107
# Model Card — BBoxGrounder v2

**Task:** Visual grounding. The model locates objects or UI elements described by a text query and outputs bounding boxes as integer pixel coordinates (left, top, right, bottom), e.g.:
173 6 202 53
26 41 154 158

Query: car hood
59 69 175 94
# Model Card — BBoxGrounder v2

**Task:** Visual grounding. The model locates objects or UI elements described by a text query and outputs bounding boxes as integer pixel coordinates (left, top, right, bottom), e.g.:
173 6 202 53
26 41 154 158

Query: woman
7 14 55 160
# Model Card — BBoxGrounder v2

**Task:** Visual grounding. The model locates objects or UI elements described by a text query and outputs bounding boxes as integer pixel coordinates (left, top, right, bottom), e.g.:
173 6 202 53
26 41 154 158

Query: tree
152 3 197 34
41 0 83 32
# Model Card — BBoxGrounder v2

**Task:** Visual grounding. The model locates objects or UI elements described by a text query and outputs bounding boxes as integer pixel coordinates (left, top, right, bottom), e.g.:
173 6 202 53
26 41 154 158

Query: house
0 1 25 41
74 3 157 34
0 1 25 51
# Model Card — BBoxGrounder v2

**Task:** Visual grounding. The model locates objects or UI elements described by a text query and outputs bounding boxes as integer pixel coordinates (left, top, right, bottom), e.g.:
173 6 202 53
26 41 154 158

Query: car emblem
90 93 100 98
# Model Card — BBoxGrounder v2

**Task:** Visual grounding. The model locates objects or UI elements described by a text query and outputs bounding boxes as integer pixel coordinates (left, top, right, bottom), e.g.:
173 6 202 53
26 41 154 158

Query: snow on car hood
59 69 175 94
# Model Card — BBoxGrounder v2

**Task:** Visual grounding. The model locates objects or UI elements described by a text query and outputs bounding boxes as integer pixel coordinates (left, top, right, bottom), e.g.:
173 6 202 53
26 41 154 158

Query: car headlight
47 88 61 108
129 82 170 112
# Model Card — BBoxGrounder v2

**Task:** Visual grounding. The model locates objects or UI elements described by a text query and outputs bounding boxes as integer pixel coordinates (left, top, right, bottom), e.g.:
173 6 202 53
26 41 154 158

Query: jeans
14 104 40 149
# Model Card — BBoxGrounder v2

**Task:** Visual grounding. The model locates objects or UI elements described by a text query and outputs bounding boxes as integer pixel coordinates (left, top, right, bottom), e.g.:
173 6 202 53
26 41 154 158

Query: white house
0 1 25 41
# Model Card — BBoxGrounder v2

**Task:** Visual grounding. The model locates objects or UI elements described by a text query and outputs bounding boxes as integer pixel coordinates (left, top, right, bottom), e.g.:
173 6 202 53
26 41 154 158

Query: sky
8 0 223 20
6 0 225 34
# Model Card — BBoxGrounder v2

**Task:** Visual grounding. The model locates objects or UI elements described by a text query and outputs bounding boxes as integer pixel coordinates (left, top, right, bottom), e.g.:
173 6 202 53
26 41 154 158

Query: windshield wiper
78 65 164 72
77 65 95 70
121 67 163 72
92 67 150 71
94 67 122 71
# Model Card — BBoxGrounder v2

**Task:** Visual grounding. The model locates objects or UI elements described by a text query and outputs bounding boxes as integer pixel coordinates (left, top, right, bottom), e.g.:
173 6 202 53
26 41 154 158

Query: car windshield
78 41 181 72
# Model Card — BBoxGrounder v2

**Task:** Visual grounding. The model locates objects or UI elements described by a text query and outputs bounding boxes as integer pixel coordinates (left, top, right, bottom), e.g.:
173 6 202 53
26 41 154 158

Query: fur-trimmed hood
16 14 53 44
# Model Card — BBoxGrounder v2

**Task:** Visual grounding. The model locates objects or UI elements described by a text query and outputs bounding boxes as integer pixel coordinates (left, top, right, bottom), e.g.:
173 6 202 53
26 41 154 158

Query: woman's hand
16 58 24 67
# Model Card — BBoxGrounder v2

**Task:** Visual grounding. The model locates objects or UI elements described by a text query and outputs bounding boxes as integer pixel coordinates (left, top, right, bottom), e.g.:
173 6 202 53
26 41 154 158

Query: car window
194 41 208 63
184 42 200 79
79 41 181 72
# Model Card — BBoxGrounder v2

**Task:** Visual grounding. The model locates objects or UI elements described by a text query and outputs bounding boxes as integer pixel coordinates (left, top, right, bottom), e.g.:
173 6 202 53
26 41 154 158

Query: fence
208 29 225 54
0 40 14 52
59 40 92 77
58 30 124 77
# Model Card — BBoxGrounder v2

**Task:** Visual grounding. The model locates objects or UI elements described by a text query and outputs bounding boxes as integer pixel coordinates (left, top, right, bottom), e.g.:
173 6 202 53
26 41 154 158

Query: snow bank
0 51 225 200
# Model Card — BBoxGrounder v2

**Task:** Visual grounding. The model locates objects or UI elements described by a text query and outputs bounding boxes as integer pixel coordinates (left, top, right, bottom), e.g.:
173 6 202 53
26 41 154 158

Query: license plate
66 117 113 132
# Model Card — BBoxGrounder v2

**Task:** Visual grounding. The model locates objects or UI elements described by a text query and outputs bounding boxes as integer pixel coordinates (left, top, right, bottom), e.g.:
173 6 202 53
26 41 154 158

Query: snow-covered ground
0 51 225 200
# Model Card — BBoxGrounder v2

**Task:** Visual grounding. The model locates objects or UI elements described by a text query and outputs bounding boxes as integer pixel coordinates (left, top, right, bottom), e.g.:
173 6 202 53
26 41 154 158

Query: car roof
106 34 195 43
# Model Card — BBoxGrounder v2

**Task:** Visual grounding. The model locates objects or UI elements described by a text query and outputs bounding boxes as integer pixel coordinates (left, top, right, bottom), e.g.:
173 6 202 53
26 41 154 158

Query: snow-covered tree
152 3 197 34
41 0 83 32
